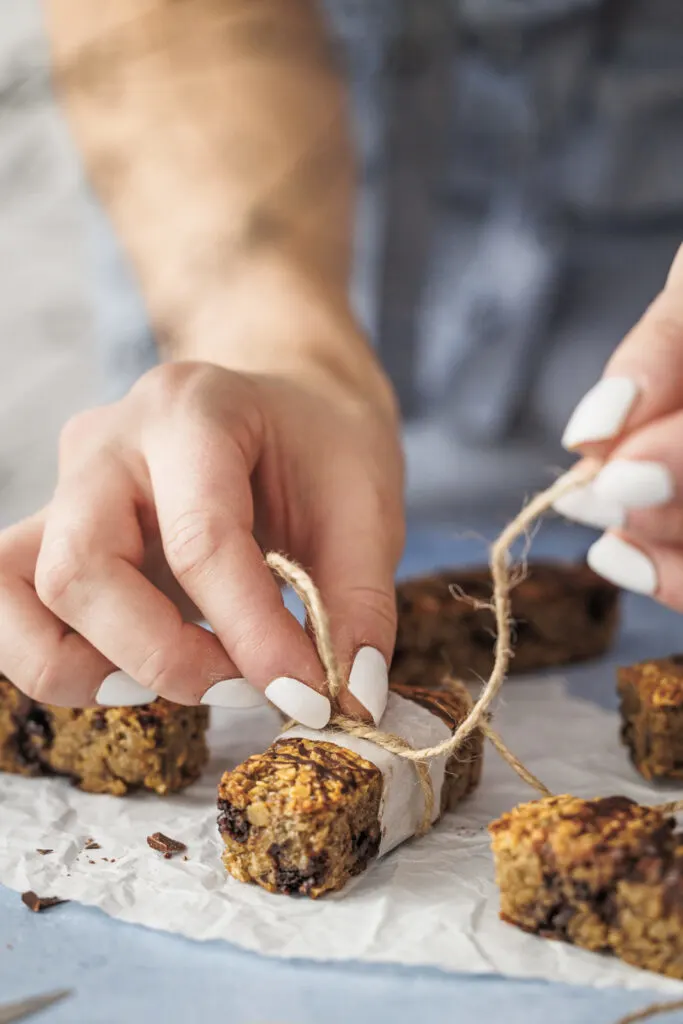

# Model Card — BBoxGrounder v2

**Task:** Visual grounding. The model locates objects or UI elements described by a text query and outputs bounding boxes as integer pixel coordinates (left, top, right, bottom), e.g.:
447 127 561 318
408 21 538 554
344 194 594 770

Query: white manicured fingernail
265 677 331 729
96 671 154 707
200 678 267 709
347 647 388 725
562 378 639 450
552 485 625 530
593 459 675 510
587 534 657 595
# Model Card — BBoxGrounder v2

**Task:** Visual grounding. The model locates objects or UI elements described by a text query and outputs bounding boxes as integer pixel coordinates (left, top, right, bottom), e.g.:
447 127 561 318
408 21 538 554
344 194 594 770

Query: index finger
562 243 683 455
145 420 333 730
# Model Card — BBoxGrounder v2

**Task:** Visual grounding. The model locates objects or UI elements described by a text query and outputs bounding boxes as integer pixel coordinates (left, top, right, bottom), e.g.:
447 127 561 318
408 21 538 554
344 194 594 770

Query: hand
554 243 683 609
0 357 404 728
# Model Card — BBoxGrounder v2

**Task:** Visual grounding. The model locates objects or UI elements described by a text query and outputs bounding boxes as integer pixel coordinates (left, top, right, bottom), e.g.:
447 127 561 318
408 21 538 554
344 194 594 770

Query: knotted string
266 460 595 816
268 459 683 821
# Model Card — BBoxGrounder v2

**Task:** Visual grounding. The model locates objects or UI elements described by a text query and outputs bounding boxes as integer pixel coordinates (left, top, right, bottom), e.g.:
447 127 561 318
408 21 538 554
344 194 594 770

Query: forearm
44 0 374 384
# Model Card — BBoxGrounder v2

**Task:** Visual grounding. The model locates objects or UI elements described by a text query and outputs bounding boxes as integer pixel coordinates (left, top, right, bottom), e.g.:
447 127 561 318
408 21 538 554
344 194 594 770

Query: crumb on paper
36 849 53 856
147 832 187 857
84 838 101 851
21 891 69 913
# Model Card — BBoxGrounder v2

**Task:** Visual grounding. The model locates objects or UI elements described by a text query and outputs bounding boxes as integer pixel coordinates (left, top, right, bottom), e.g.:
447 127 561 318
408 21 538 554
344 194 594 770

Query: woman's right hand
0 344 405 730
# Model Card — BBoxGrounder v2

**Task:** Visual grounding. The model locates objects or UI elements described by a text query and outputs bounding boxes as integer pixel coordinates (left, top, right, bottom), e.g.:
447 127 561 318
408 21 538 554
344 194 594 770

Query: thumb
561 242 683 455
307 500 404 726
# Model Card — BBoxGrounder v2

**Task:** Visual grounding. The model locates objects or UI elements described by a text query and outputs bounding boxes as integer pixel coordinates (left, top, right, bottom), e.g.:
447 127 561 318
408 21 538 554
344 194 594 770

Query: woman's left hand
554 243 683 609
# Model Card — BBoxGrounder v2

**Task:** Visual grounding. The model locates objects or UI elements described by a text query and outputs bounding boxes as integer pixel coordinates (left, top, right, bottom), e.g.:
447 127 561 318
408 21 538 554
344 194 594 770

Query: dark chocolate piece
146 832 187 857
21 891 69 913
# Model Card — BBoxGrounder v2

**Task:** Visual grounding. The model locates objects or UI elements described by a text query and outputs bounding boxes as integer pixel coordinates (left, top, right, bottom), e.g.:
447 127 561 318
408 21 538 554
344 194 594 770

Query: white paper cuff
282 691 451 856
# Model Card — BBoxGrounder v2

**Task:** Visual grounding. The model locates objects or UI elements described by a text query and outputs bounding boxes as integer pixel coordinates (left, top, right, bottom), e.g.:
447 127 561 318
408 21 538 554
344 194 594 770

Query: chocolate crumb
84 839 101 850
88 859 95 865
147 832 187 857
36 849 53 856
21 891 69 913
183 855 189 862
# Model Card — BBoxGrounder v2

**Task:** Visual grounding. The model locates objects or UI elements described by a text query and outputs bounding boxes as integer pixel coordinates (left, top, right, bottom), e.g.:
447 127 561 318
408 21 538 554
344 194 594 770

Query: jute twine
266 461 594 821
268 462 683 1023
268 460 683 819
614 1001 683 1024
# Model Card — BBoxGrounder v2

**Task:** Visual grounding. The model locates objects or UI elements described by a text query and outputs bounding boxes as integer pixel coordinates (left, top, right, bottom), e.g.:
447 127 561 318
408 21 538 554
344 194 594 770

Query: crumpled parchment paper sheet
1 676 682 994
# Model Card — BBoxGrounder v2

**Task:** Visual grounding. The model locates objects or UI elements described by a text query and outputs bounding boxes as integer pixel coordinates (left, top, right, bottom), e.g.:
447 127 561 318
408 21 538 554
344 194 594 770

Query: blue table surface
2 520 683 1024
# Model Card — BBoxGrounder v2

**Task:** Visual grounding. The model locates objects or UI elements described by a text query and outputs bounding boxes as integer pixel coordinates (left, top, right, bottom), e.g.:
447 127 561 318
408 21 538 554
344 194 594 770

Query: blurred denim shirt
92 0 683 518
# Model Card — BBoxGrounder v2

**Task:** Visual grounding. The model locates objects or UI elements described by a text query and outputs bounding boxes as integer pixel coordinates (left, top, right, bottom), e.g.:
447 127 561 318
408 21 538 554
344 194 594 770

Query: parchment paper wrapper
1 675 682 994
284 691 451 856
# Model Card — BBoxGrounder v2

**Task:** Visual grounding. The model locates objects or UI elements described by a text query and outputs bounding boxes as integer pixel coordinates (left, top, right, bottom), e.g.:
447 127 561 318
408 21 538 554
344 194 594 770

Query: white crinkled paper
1 675 683 995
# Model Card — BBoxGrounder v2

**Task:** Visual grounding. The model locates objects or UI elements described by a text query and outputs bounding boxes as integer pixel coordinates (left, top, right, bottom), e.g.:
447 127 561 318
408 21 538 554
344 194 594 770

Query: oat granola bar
393 562 620 687
0 676 208 795
618 655 683 782
490 794 683 979
217 681 482 898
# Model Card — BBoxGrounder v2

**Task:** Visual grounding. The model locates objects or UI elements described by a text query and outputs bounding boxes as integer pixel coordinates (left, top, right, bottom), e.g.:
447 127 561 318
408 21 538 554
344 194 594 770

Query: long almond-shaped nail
562 378 639 450
592 459 675 510
200 678 267 709
96 671 154 707
552 485 625 530
587 534 657 595
347 647 388 725
265 677 331 729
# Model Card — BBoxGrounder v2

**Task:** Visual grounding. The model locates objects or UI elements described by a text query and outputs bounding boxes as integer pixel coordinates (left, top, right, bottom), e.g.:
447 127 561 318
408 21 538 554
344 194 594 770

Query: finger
585 529 683 612
34 458 252 707
308 495 403 725
553 414 683 543
561 243 683 454
144 422 331 728
0 516 118 707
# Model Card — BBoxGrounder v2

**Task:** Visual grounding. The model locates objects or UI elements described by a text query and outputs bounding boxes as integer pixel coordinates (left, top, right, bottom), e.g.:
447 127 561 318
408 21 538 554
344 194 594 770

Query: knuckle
230 612 275 662
26 657 64 704
645 297 683 348
164 509 224 580
132 362 213 411
135 641 182 697
58 409 103 457
35 535 88 609
345 583 397 636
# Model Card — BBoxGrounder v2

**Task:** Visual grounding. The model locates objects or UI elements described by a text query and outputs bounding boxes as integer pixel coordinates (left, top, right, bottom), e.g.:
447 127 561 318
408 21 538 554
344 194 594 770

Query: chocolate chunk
36 849 53 856
351 829 380 865
21 891 69 912
270 848 328 896
24 708 54 746
217 801 250 843
146 832 187 856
